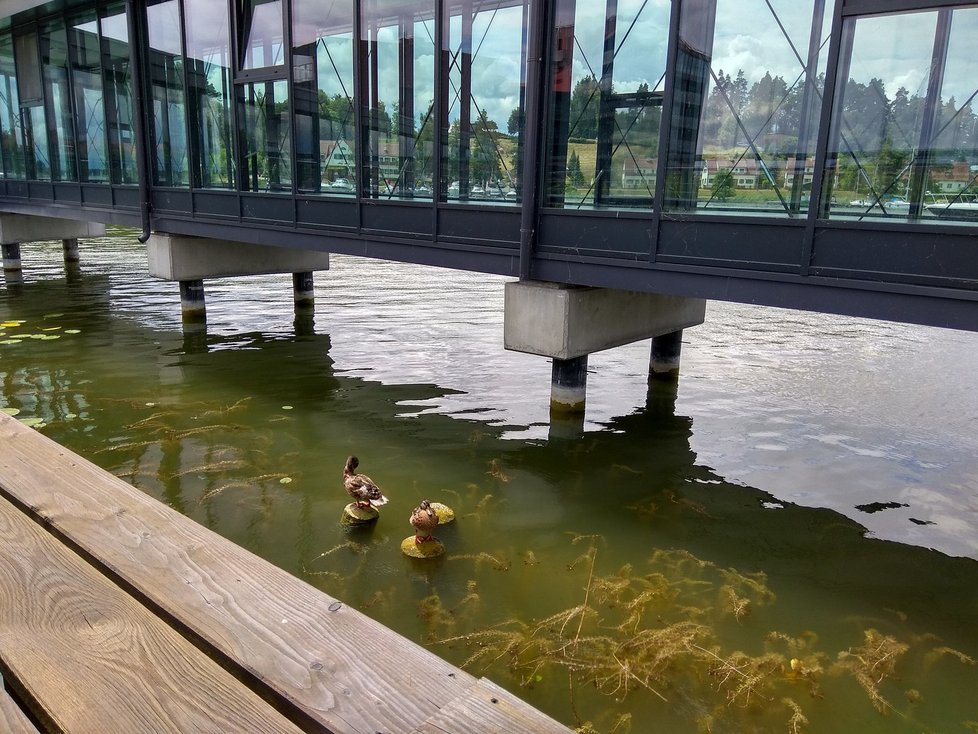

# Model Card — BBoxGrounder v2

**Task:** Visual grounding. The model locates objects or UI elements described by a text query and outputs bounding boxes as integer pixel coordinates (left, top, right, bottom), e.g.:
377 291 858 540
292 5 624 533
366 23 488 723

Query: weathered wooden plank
0 414 575 734
0 678 40 734
0 494 304 734
411 678 571 734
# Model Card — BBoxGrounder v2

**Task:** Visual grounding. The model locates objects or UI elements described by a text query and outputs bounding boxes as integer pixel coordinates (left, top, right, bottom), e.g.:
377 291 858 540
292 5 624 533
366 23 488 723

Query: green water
1 235 977 733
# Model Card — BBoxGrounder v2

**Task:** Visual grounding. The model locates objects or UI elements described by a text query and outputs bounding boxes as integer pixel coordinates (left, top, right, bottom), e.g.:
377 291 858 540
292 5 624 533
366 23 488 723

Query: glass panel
26 105 50 179
100 4 137 184
361 0 434 200
445 0 525 205
185 0 234 188
545 0 670 210
147 0 189 186
666 0 831 216
292 0 355 194
239 79 291 191
41 19 77 181
823 8 978 226
0 33 26 180
69 11 108 182
14 32 50 181
240 0 285 70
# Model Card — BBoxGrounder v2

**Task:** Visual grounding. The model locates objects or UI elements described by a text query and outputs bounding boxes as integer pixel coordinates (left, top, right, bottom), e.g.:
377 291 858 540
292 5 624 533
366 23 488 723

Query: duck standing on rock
343 456 389 509
410 500 439 543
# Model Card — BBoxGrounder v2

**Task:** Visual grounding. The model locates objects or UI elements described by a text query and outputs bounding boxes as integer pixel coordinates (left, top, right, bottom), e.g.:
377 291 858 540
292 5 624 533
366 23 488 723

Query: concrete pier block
293 271 315 310
0 214 105 244
147 233 329 281
551 355 588 413
179 279 206 323
504 281 706 359
2 243 21 272
63 238 80 264
650 329 684 381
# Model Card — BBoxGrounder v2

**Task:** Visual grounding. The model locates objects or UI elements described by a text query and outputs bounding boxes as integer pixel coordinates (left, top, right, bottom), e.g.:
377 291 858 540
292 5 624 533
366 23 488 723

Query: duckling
410 499 439 543
343 455 389 508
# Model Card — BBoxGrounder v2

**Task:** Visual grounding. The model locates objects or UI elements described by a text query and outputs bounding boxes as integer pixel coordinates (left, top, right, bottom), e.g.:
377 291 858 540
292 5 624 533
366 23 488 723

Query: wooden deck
0 413 572 734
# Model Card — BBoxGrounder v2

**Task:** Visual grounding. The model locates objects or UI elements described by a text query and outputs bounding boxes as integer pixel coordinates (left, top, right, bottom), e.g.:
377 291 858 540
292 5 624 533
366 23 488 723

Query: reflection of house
930 161 976 193
319 139 354 172
700 158 759 189
621 157 657 189
783 156 815 188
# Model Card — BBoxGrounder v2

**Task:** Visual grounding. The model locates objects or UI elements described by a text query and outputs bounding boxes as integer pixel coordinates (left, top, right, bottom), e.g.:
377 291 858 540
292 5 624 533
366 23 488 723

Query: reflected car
328 178 354 192
447 181 460 197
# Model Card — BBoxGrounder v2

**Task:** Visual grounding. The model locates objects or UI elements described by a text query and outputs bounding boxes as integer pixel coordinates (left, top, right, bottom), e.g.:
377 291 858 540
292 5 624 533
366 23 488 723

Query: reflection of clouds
943 10 978 107
569 0 669 91
712 0 829 83
99 10 128 43
184 0 231 62
147 1 182 56
849 13 933 97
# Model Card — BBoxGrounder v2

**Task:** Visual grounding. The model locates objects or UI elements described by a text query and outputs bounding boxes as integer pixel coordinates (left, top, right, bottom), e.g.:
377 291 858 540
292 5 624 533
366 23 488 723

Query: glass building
1 0 976 329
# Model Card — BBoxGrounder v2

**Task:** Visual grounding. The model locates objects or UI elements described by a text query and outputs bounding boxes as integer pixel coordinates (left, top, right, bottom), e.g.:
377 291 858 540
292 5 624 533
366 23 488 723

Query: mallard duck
410 499 439 543
343 455 389 508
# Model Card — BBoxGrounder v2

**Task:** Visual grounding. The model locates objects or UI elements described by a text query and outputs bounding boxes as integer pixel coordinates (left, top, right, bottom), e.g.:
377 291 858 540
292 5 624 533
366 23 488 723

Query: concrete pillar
293 271 315 310
650 329 683 381
179 279 206 323
551 355 588 413
505 281 706 421
2 243 21 273
63 238 80 264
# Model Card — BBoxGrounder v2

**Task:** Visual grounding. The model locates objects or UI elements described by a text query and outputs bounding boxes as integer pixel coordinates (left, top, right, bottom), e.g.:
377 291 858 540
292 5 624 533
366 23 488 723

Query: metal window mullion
518 0 547 278
399 11 414 193
432 0 445 222
908 8 951 219
594 0 617 206
284 0 297 198
353 0 365 214
459 0 472 197
802 0 847 274
175 0 197 190
789 0 826 215
650 0 685 260
228 0 246 192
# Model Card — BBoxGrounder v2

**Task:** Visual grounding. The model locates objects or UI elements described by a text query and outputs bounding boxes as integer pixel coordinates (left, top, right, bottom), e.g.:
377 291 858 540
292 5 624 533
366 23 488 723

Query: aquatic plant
430 536 977 734
831 628 909 714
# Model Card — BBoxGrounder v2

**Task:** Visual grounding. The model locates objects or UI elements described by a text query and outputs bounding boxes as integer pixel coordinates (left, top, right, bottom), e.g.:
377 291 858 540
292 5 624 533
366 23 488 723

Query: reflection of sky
99 11 128 44
710 0 831 85
844 8 978 107
568 0 670 93
147 1 182 56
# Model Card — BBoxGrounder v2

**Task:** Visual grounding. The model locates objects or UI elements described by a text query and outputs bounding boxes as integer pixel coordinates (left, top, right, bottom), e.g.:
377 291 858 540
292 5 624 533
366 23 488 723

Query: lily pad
41 326 62 331
0 339 23 345
64 329 81 334
42 313 64 319
1 407 20 416
1 321 24 328
18 417 45 428
281 405 294 410
279 477 293 485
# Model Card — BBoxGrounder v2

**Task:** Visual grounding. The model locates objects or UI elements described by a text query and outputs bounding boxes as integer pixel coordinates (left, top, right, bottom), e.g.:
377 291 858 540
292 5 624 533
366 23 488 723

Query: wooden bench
0 413 572 733
1 677 40 734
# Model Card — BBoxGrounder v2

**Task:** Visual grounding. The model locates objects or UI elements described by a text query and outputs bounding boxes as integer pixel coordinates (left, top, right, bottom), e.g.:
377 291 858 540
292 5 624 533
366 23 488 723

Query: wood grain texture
0 494 304 734
411 678 573 734
0 413 569 733
0 680 40 734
